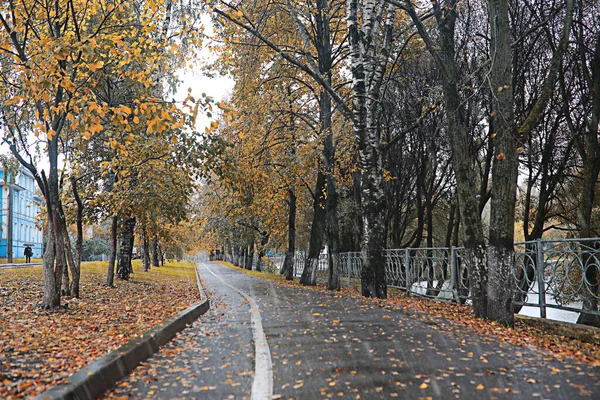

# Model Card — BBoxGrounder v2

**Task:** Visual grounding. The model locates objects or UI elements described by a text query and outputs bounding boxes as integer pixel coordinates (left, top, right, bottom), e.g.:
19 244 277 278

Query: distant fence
86 254 109 262
290 238 600 319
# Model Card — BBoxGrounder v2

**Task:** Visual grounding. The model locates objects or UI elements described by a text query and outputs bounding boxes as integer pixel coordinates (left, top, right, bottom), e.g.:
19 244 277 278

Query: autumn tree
0 0 204 308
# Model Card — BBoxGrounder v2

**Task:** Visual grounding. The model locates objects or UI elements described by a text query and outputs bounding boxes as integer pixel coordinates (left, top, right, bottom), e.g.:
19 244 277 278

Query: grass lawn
0 260 200 398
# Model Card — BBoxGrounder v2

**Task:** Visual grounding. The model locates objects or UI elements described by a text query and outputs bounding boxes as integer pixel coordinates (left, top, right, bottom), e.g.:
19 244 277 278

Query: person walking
24 246 32 263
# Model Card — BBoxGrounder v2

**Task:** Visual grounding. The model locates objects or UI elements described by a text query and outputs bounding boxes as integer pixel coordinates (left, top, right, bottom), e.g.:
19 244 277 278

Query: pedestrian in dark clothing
24 246 32 263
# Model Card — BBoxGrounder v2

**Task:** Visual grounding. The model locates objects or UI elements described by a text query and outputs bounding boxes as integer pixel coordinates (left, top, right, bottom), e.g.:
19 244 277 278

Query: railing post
404 248 411 294
536 239 546 319
450 247 460 302
347 255 351 287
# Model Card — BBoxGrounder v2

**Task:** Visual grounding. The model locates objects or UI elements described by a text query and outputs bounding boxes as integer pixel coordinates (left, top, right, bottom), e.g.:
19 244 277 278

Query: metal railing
293 238 600 320
513 238 600 319
293 251 328 279
336 248 470 302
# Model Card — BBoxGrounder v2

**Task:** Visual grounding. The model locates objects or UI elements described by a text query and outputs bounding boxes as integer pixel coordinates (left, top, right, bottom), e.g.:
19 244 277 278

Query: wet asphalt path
107 261 599 399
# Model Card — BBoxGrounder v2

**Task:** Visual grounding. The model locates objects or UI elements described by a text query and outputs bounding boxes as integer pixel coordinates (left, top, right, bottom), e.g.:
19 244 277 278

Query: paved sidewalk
0 262 42 269
106 262 600 399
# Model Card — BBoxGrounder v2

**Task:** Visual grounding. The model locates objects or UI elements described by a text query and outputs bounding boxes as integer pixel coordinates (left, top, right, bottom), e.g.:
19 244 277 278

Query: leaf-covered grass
221 261 600 367
0 260 200 398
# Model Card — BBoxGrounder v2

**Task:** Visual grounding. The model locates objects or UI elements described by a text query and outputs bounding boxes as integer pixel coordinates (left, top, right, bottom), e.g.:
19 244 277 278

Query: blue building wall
0 168 43 259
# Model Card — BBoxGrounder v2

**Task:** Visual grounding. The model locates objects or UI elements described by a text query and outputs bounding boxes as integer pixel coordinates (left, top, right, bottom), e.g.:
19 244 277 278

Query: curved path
106 261 600 399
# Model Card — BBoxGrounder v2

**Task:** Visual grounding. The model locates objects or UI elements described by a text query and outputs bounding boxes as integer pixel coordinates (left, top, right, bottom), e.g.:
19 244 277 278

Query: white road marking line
200 262 273 400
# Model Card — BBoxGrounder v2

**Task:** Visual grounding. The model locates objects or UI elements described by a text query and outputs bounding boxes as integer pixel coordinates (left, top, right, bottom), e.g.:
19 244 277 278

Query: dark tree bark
295 0 341 287
59 235 69 295
281 189 297 280
487 0 518 326
487 0 574 326
255 232 269 272
69 178 84 297
247 241 255 271
142 228 150 272
405 0 488 317
152 238 160 267
117 217 136 280
300 171 327 285
159 242 165 266
577 24 600 326
243 245 249 270
323 91 341 290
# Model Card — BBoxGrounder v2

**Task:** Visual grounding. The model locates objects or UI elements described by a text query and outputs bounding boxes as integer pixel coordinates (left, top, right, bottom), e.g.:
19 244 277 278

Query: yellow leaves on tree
0 0 205 148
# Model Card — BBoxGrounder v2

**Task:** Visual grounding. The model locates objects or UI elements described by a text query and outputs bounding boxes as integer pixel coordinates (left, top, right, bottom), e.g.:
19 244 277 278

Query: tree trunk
106 216 118 287
69 178 83 298
41 134 66 309
243 246 249 270
322 94 341 291
42 225 59 308
577 155 600 327
347 1 396 299
117 217 136 280
281 189 296 280
152 238 160 267
487 0 517 326
59 238 68 295
405 0 488 316
232 246 238 266
159 243 164 266
7 182 13 264
577 28 600 326
486 0 574 326
256 233 269 272
142 229 150 272
300 170 327 285
327 174 341 291
247 241 255 271
359 164 388 299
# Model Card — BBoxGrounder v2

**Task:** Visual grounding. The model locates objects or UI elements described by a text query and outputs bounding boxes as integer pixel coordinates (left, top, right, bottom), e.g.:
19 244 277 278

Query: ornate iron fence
296 238 600 320
514 238 600 318
293 251 328 281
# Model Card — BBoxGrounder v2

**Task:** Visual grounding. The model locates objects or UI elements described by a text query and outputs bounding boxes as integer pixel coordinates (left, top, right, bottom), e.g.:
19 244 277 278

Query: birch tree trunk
347 0 396 298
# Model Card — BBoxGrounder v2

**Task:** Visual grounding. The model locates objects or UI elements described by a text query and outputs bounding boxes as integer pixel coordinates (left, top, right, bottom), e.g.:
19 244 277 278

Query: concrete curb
35 265 210 400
